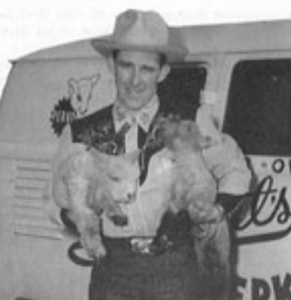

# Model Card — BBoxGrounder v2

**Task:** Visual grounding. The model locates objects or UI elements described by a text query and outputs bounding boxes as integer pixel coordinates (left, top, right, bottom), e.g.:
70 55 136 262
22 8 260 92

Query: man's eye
143 66 155 73
118 61 131 69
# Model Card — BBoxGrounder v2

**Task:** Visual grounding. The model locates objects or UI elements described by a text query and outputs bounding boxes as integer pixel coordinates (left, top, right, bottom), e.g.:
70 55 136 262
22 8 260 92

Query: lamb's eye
77 94 82 102
109 175 120 182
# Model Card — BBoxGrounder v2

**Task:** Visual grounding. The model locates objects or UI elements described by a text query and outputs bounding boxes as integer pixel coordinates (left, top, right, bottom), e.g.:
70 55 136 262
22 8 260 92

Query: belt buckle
130 237 153 255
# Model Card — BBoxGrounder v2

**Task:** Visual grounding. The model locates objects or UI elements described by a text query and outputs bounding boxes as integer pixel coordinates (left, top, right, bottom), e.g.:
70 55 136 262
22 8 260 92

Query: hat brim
91 38 188 63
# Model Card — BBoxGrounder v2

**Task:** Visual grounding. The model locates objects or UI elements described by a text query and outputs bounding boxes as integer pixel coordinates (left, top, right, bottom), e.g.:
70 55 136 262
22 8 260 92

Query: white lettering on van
235 175 291 245
271 158 291 175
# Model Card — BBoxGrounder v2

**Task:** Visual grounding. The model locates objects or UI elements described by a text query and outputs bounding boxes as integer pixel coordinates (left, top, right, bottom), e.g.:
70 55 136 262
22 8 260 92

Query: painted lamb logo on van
50 73 101 136
69 74 101 115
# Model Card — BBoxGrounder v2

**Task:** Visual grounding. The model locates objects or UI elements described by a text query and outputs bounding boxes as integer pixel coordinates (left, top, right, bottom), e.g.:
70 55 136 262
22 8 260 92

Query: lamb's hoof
81 235 107 261
94 244 107 260
110 215 128 226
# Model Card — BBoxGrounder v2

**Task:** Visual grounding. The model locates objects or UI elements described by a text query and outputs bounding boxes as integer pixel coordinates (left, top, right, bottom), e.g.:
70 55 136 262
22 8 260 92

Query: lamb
162 118 217 215
52 143 140 259
153 116 230 299
149 115 218 217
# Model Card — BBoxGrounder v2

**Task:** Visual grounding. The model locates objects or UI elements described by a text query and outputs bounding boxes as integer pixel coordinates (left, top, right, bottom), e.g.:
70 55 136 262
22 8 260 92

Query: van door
222 53 291 300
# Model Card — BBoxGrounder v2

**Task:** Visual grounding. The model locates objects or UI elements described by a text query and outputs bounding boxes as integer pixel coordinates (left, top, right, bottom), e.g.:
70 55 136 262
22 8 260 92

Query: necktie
114 122 132 154
138 125 147 149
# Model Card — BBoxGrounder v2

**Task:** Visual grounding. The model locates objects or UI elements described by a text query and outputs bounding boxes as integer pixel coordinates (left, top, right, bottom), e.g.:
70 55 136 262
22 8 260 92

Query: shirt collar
113 95 159 132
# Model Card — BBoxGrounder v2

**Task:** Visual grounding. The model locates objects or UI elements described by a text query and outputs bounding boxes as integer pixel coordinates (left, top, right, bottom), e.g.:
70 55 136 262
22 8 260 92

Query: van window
158 63 207 119
223 59 291 156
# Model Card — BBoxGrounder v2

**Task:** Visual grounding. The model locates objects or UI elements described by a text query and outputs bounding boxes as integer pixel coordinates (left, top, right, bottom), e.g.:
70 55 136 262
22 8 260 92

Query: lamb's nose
110 215 128 226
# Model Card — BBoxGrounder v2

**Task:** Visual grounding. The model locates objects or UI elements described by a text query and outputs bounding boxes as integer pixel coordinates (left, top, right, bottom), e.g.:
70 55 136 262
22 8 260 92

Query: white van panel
0 57 115 300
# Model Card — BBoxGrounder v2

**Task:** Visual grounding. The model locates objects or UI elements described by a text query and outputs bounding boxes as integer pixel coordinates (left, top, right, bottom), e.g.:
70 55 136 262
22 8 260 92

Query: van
1 19 291 300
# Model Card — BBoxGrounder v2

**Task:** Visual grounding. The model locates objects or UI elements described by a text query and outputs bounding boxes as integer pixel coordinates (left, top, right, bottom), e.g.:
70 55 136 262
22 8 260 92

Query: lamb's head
91 149 140 204
106 151 140 203
157 117 203 153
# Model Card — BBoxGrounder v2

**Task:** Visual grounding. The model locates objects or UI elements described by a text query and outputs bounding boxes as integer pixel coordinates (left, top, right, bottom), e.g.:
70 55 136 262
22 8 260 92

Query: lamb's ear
125 150 140 163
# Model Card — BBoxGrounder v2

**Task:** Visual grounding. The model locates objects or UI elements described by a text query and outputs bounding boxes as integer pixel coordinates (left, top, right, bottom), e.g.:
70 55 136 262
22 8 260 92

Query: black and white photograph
0 1 291 299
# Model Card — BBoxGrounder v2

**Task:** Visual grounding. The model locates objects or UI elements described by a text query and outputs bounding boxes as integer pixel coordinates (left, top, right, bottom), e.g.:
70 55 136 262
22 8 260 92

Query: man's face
114 50 170 111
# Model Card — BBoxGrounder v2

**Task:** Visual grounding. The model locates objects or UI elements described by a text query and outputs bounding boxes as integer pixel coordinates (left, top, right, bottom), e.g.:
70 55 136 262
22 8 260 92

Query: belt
103 234 191 256
103 236 157 255
130 237 156 254
68 234 193 267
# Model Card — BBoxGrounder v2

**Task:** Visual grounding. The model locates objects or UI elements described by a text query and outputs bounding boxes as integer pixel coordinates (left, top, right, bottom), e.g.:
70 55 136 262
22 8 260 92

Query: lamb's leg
77 212 106 259
192 219 230 300
152 210 192 254
68 177 106 259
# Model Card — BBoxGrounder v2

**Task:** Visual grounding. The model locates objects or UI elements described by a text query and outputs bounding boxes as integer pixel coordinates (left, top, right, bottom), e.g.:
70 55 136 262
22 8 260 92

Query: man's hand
188 200 223 223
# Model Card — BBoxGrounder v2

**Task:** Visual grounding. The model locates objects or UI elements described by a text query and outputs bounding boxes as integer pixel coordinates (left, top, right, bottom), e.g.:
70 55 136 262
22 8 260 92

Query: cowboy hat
91 9 188 62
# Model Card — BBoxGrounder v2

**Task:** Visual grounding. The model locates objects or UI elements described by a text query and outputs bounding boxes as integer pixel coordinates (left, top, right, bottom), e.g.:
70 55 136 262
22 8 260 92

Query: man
57 9 251 300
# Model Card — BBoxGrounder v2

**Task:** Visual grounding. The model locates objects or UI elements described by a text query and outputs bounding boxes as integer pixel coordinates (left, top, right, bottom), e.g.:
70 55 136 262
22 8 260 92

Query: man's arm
203 133 252 215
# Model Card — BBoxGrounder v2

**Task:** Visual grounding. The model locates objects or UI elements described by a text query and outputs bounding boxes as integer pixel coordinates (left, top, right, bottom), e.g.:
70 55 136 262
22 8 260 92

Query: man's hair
112 50 167 67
